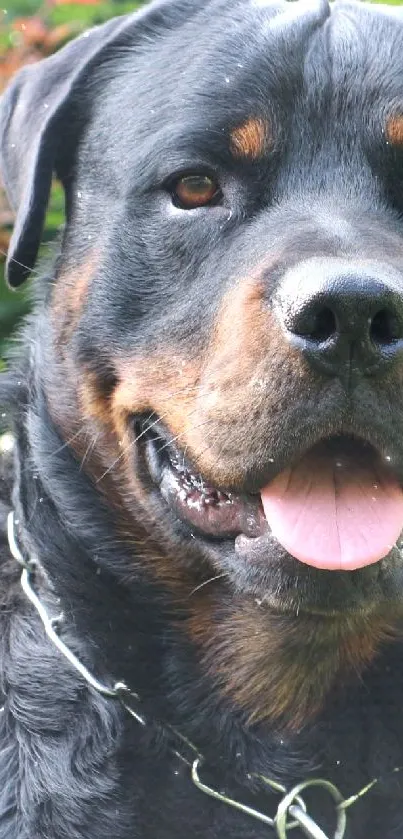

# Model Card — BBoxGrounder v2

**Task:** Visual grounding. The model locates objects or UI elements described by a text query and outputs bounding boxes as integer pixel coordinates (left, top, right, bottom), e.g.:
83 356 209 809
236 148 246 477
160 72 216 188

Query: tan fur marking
187 598 398 730
45 257 403 730
173 276 303 487
52 252 99 347
230 117 270 159
107 274 302 492
79 372 113 425
110 355 202 444
386 115 403 146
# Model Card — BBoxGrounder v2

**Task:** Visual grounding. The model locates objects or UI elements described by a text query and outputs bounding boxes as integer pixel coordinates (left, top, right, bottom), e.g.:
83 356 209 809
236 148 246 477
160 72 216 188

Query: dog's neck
9 372 398 711
5 341 402 763
6 367 403 814
5 368 299 761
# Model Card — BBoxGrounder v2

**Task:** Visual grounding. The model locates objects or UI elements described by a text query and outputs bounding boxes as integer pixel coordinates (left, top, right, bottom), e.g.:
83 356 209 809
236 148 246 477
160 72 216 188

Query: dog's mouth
145 427 267 539
144 427 403 572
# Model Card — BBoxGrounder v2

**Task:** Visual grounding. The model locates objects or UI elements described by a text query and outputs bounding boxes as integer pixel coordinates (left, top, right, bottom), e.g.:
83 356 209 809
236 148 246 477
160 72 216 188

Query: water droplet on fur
0 433 13 454
225 76 230 83
385 455 392 462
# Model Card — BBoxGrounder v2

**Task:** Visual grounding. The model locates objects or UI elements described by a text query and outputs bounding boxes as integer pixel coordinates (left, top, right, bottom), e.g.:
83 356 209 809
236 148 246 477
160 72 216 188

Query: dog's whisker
155 417 212 457
181 443 189 472
53 426 88 454
97 400 207 484
96 415 163 483
19 424 89 475
96 406 196 483
0 247 45 279
79 433 100 471
188 572 228 597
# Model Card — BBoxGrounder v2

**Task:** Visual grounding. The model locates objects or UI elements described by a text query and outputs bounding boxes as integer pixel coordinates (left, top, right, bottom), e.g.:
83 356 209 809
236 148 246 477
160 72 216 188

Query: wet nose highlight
276 259 403 378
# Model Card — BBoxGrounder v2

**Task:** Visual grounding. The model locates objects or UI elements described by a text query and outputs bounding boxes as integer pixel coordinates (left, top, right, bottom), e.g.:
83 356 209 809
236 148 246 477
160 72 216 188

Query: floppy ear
0 0 188 288
0 15 133 288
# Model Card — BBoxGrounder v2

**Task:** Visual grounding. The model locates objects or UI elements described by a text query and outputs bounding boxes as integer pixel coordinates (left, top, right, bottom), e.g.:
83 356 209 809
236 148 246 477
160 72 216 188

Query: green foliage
4 0 43 17
50 2 140 27
0 181 64 360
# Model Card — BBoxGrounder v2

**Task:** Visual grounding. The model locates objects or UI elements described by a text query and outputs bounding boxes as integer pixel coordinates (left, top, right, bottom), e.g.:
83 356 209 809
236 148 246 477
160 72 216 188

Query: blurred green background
0 0 402 373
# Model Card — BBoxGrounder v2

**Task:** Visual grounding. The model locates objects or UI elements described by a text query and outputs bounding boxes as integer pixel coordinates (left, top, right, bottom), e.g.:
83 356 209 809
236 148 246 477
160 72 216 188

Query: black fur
2 0 403 836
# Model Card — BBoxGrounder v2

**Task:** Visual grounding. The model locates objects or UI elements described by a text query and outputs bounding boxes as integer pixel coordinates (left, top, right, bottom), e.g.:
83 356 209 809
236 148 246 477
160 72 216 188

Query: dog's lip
140 420 403 565
143 422 268 540
135 418 403 612
142 415 401 490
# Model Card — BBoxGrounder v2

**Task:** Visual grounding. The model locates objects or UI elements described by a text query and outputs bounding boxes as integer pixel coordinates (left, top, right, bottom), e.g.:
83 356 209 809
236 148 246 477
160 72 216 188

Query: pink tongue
260 444 403 570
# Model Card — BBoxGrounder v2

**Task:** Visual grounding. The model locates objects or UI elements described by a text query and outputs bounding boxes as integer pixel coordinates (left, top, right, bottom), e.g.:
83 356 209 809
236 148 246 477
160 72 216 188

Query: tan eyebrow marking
230 117 270 160
386 115 403 146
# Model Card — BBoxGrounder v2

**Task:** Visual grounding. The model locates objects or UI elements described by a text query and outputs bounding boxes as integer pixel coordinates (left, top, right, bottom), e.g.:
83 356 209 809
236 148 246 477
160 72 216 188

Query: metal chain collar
6 511 402 839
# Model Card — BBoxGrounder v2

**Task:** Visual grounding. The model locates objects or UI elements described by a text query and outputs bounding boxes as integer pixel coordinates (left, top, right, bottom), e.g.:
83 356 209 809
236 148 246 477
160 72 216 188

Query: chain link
7 512 402 839
192 759 346 838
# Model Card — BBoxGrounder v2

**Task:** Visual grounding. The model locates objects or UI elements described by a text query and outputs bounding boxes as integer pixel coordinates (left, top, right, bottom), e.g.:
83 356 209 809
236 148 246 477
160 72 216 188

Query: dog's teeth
203 495 218 506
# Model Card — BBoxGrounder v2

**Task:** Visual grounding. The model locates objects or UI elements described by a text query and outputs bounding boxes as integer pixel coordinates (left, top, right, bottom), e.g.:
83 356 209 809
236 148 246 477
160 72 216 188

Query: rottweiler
2 0 403 836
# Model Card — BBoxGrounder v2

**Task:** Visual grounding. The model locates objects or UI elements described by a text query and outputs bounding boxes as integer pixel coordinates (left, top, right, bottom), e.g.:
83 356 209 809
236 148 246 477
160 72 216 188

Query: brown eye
172 174 220 209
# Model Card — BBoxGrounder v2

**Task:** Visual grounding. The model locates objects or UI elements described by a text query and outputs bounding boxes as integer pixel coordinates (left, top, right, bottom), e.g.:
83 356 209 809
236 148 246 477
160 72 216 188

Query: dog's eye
172 174 221 209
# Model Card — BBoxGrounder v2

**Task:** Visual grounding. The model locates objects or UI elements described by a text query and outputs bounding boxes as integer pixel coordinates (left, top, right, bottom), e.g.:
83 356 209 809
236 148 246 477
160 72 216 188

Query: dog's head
4 0 403 727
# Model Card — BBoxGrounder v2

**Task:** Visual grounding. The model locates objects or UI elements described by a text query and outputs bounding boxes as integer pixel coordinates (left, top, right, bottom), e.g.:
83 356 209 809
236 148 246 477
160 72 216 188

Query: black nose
277 259 403 380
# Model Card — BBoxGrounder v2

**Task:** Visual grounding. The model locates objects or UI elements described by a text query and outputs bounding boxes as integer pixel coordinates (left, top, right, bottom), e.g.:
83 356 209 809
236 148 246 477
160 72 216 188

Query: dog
3 0 403 835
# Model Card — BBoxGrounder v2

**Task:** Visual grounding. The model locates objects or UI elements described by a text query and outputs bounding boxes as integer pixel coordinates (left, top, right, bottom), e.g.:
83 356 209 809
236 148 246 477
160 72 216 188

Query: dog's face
5 0 403 725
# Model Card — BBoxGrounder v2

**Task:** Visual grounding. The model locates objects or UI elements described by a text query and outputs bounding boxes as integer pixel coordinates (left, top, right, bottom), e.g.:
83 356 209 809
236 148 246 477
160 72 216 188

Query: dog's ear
0 0 192 288
0 15 132 288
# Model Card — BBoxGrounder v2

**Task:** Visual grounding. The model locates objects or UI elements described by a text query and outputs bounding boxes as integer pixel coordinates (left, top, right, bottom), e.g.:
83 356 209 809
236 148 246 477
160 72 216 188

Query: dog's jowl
4 0 403 836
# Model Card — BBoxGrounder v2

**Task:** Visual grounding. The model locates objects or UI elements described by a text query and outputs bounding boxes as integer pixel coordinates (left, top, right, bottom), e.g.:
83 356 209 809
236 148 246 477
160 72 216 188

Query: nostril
310 307 337 341
295 305 337 342
278 261 403 377
370 309 401 345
